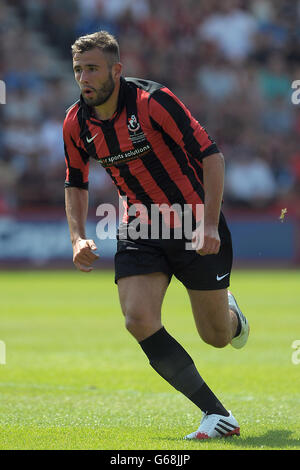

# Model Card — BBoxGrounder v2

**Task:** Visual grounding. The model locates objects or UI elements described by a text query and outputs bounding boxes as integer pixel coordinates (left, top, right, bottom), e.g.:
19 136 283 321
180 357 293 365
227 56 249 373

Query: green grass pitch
0 269 299 450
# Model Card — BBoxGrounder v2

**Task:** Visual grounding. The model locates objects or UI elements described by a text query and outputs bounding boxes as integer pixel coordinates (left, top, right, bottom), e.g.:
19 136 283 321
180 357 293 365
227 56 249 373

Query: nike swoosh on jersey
86 133 98 143
216 273 230 281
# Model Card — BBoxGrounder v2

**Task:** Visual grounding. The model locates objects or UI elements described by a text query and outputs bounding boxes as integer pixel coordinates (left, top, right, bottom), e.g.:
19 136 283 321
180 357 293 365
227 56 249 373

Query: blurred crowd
1 0 300 213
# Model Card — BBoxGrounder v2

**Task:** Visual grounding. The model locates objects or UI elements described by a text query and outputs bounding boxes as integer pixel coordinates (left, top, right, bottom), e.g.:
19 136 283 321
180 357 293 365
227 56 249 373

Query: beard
82 72 115 107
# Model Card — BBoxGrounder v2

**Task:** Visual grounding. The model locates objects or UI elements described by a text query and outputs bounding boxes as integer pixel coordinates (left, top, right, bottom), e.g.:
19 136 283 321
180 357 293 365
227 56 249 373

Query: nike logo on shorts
216 273 230 281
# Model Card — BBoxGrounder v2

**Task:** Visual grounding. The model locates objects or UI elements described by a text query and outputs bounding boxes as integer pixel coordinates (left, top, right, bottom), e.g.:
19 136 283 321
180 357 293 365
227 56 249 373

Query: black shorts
114 212 233 290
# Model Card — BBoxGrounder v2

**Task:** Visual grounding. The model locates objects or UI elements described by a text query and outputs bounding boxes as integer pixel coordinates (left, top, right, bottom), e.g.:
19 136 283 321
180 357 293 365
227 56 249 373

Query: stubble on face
82 70 115 107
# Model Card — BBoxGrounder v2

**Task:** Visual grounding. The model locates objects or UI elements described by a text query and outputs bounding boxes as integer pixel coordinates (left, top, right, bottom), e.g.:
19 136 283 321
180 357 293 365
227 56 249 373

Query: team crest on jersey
127 113 147 145
127 114 140 133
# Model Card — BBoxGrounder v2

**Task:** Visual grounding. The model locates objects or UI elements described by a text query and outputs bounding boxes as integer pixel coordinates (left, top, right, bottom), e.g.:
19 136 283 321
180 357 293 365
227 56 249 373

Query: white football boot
184 411 240 440
228 291 250 349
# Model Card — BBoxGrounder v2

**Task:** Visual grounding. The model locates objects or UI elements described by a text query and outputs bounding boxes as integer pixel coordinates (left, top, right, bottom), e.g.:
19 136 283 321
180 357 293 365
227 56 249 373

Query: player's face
73 48 119 107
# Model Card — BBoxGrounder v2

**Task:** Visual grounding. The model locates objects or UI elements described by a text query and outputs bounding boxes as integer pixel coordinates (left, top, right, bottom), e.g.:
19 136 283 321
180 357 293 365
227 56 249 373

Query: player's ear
112 62 122 81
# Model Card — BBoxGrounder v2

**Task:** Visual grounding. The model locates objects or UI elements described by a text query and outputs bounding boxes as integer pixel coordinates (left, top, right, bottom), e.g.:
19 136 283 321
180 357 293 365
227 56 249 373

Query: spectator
225 153 277 208
198 0 258 62
0 0 299 213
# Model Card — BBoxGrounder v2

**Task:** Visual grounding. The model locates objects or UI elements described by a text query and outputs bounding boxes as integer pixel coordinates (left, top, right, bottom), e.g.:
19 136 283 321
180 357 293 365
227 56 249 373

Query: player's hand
73 239 99 272
192 223 220 256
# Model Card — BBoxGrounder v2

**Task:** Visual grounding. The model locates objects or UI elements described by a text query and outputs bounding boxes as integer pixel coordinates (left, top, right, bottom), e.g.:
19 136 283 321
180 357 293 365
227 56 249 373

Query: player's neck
93 80 120 121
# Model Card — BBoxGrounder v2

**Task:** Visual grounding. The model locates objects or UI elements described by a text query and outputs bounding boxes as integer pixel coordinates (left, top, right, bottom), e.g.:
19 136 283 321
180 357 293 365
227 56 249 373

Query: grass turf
0 269 299 450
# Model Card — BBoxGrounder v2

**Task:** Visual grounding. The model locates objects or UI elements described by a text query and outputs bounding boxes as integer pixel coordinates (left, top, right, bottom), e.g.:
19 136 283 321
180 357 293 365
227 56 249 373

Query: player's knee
211 335 230 349
201 329 231 349
125 313 145 334
124 308 160 339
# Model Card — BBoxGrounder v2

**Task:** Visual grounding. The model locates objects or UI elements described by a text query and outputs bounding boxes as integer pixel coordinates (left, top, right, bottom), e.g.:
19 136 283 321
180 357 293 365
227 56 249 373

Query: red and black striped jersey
63 77 219 224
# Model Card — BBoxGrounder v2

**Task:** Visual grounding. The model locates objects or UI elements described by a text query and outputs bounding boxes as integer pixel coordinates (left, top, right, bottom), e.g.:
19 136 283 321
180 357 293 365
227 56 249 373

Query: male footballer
64 31 250 440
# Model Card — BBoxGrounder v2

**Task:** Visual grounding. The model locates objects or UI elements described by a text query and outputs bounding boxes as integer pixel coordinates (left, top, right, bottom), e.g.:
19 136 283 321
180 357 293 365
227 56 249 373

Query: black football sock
139 327 229 417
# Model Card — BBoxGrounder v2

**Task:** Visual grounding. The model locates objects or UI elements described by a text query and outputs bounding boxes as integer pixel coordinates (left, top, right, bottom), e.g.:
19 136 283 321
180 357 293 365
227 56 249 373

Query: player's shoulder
124 76 166 97
63 99 81 133
124 77 177 113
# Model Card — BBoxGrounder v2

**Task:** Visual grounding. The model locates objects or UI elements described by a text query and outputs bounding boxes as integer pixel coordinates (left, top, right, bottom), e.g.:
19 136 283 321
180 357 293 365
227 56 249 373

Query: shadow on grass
224 430 300 449
161 430 300 449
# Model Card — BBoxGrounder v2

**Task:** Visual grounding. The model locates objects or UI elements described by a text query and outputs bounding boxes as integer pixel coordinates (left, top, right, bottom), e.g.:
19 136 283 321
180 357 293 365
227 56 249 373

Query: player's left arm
195 152 224 255
148 87 219 163
149 88 224 255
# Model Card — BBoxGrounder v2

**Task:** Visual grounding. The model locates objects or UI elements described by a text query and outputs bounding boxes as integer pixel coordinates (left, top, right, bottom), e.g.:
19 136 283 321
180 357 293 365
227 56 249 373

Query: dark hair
71 31 120 65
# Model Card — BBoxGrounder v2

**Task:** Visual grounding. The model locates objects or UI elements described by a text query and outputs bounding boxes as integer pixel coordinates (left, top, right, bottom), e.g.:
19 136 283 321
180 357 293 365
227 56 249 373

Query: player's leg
183 288 245 439
169 212 249 349
187 288 238 348
162 214 246 438
117 272 230 420
117 272 169 341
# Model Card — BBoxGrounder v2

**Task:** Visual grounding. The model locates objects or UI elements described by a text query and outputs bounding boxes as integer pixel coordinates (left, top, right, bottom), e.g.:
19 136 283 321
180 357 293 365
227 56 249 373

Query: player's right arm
63 108 99 272
65 187 99 272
